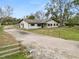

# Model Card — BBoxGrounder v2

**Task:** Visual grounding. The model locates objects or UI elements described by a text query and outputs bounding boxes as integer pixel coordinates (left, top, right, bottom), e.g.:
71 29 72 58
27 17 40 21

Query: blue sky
0 0 48 18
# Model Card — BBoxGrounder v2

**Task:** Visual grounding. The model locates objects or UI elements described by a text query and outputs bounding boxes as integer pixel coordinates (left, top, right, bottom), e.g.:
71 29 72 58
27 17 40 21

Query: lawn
1 52 26 59
28 27 79 41
0 26 17 46
0 26 28 59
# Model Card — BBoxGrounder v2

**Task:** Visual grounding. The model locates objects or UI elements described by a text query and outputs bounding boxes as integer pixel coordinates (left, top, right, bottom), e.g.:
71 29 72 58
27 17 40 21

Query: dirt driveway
4 26 79 59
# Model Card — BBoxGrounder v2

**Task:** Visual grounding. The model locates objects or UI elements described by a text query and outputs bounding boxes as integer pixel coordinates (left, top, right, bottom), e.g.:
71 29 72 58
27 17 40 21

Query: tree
45 1 59 20
0 5 13 18
66 16 79 26
4 5 13 17
66 13 79 26
1 17 20 25
0 5 14 25
72 0 79 11
45 0 73 26
0 8 4 26
0 8 3 18
27 15 35 19
73 0 79 5
34 11 45 20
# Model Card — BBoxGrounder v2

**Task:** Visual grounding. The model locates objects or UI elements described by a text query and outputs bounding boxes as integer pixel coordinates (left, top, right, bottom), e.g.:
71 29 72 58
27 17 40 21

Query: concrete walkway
4 26 79 59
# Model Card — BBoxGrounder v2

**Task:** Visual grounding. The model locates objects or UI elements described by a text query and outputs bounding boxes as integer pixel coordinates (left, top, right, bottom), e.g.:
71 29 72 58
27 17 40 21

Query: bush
1 17 21 25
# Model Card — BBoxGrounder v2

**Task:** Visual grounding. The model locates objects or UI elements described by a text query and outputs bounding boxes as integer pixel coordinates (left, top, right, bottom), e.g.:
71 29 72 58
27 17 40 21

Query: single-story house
19 19 60 29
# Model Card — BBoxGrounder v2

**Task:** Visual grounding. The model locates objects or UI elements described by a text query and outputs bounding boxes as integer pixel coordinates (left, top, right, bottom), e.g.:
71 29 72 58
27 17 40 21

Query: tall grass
28 27 79 41
0 26 4 34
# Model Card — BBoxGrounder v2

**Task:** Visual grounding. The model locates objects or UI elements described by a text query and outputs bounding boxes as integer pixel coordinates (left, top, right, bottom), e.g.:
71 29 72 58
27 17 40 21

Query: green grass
0 26 4 34
1 52 27 59
28 27 79 41
0 26 28 59
0 26 17 46
0 45 19 51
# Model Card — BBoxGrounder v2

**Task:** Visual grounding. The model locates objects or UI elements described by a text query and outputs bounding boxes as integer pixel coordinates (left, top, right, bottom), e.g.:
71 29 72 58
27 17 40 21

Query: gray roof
24 19 50 24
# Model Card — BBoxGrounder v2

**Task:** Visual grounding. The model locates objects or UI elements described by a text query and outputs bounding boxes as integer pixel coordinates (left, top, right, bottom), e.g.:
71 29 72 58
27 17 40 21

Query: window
31 24 35 26
51 24 52 26
48 24 52 26
37 24 41 26
48 24 50 26
57 24 58 26
54 24 55 26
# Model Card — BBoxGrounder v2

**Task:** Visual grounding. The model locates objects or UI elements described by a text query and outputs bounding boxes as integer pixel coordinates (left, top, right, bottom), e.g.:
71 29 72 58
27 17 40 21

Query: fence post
18 41 33 59
18 41 27 58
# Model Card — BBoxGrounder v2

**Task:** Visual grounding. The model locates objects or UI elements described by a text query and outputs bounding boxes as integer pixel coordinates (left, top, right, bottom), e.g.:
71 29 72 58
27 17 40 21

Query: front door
21 24 24 28
41 23 46 28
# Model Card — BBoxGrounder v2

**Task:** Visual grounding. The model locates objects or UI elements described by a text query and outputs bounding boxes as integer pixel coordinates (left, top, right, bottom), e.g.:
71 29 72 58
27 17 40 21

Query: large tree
71 0 79 12
73 0 79 5
45 0 73 26
0 8 4 25
0 5 13 25
0 8 3 18
34 11 45 20
4 5 13 17
66 14 79 26
26 15 35 20
0 5 13 18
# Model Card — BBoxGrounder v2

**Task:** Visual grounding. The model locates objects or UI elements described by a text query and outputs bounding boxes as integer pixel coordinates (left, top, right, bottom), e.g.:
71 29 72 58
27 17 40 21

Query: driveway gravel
4 26 79 59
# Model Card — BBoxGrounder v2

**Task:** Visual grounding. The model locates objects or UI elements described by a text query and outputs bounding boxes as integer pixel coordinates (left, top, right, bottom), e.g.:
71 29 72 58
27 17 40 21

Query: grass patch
27 27 79 41
1 52 26 59
0 26 17 46
0 45 19 51
0 26 28 59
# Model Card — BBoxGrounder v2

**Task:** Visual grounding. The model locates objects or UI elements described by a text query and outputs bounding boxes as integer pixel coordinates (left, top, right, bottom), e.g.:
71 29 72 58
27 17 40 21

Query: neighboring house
19 19 59 29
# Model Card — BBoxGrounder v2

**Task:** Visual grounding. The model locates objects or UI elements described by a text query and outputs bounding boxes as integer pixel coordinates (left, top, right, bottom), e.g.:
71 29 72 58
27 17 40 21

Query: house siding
19 20 59 29
46 20 58 28
20 21 29 29
28 24 41 29
20 21 42 29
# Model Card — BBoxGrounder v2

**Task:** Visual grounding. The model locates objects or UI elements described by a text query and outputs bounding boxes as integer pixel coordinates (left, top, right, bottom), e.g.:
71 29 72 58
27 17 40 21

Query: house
19 19 59 29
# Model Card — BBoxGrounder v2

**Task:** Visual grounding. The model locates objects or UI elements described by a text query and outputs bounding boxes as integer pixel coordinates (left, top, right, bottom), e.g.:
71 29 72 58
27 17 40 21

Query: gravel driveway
4 26 79 59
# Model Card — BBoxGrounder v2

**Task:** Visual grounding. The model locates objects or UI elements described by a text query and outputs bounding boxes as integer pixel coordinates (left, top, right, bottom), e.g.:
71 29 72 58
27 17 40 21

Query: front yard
0 26 17 46
1 53 26 59
28 27 79 41
0 26 27 59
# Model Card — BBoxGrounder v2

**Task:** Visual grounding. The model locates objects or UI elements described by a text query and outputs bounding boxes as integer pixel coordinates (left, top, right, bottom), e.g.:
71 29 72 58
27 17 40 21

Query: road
4 26 79 59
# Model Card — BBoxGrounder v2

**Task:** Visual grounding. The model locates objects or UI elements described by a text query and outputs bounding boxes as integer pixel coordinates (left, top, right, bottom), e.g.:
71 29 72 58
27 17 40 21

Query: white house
19 19 59 29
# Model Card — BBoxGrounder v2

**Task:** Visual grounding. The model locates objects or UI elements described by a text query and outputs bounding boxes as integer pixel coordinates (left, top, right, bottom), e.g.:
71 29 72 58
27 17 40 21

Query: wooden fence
0 41 27 58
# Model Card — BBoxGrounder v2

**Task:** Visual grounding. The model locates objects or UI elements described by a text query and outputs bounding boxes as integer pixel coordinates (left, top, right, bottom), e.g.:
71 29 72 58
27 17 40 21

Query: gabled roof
21 19 58 24
23 19 48 23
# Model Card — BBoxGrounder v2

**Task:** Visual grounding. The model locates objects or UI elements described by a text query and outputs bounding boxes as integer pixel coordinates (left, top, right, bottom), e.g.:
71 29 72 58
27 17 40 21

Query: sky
0 0 48 18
